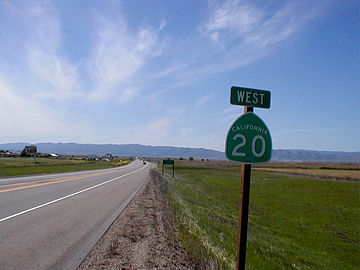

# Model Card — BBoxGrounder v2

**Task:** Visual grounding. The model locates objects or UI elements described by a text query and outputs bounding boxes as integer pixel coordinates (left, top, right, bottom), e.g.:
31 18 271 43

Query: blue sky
0 0 358 152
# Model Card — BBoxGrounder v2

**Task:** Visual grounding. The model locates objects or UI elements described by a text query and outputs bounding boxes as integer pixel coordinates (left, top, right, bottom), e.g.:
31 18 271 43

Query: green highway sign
163 159 174 165
227 86 272 269
162 159 175 178
225 112 272 163
230 86 271 109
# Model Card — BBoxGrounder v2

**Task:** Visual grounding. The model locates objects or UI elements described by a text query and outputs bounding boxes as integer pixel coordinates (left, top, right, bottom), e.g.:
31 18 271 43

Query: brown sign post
236 106 253 270
225 86 272 270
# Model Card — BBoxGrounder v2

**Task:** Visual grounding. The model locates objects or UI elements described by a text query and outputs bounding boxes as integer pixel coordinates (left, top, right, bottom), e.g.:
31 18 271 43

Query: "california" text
231 124 268 135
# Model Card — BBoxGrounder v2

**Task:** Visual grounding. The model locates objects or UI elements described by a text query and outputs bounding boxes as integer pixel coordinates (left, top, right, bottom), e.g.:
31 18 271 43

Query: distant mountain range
0 142 359 163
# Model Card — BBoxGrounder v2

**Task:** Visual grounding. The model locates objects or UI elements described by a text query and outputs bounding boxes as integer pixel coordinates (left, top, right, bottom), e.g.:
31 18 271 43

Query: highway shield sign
226 113 272 163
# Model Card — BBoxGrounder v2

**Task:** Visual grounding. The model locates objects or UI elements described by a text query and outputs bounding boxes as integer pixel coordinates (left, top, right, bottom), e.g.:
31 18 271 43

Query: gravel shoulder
77 168 195 270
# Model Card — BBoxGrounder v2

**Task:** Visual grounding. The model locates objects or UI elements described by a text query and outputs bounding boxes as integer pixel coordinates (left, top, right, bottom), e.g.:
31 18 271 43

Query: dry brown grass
255 161 360 170
253 162 360 181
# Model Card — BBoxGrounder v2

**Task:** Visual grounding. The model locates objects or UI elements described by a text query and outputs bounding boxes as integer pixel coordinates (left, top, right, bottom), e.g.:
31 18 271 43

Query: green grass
0 157 126 177
161 162 360 270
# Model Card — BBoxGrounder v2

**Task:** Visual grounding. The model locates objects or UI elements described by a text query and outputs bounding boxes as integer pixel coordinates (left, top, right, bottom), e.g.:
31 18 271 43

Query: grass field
160 160 359 269
0 157 130 177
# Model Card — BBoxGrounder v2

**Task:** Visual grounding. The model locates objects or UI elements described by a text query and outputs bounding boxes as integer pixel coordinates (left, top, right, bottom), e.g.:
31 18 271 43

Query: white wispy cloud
24 1 80 100
143 0 324 95
28 47 80 99
194 95 215 109
200 0 264 46
87 12 166 102
197 0 323 71
0 1 90 143
152 62 193 79
0 0 326 107
117 87 140 104
0 0 337 150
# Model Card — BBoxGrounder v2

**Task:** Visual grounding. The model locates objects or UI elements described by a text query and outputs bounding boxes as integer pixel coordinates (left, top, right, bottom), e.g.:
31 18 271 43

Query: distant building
104 153 113 160
21 145 37 157
85 155 97 161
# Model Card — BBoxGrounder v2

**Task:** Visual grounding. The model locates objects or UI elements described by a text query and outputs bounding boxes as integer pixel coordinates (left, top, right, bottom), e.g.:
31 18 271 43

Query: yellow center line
0 176 73 188
0 169 125 193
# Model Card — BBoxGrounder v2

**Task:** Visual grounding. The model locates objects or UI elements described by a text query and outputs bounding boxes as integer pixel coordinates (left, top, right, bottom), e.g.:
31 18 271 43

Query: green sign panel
226 113 272 163
163 159 174 165
230 86 271 109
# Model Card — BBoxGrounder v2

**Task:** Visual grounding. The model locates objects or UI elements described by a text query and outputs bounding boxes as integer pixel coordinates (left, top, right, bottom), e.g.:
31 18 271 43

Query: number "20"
232 134 266 157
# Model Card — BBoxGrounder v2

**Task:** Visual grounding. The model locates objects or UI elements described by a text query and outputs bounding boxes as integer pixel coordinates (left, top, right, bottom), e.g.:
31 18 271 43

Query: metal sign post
236 106 253 270
225 86 272 270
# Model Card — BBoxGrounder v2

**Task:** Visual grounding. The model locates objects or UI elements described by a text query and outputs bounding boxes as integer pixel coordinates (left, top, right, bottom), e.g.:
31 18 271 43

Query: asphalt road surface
0 160 149 270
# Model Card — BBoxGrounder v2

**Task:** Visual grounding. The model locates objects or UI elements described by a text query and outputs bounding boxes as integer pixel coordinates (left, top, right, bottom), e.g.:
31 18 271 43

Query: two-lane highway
0 160 149 270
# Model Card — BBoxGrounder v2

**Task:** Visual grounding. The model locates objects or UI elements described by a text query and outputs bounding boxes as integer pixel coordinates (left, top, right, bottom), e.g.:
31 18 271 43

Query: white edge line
0 164 148 223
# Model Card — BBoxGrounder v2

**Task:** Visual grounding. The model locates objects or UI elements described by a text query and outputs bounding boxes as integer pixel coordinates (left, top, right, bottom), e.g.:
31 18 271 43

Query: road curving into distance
0 159 149 270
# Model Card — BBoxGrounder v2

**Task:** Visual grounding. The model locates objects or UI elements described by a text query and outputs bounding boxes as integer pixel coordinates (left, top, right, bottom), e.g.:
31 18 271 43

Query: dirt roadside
77 168 196 270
